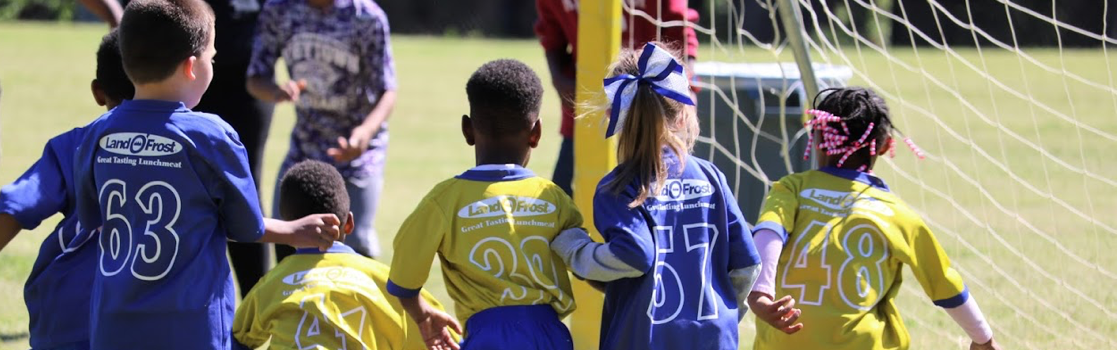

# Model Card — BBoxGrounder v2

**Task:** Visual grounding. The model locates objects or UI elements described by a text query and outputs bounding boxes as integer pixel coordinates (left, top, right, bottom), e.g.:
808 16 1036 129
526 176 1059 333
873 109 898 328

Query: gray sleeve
550 228 645 282
730 263 761 322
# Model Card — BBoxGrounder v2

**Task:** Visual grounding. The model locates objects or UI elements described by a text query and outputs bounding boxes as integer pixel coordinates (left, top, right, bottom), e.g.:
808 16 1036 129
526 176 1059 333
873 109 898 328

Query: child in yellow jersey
388 59 581 350
233 160 457 350
747 87 1001 350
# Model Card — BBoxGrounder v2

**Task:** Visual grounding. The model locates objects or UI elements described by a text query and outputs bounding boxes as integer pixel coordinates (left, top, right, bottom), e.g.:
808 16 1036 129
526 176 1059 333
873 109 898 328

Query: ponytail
602 43 696 208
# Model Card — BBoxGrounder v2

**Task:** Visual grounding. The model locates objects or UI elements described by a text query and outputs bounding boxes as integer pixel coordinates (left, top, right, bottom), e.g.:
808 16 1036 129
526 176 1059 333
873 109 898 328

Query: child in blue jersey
746 87 1001 350
549 43 761 350
388 59 582 350
0 29 134 350
72 0 344 348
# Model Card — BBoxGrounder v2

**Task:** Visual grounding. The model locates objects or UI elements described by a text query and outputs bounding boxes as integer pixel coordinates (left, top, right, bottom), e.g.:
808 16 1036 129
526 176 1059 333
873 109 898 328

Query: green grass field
1 21 1114 350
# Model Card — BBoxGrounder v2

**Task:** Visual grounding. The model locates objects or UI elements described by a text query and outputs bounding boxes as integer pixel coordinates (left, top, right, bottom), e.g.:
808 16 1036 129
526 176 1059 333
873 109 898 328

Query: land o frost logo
283 267 375 286
457 196 556 219
655 179 715 201
800 188 894 216
99 133 181 156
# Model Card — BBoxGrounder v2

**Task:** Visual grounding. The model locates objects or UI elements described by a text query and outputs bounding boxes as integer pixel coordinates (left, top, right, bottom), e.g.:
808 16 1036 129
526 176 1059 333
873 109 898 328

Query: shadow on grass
0 331 28 342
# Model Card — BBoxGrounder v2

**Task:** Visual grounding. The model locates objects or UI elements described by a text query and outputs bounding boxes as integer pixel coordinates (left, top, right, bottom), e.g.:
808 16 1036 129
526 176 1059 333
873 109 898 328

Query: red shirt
535 0 700 138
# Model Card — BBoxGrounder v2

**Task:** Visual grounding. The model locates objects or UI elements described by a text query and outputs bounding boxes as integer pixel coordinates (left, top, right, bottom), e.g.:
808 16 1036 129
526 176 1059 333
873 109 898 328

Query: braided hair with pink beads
803 87 924 172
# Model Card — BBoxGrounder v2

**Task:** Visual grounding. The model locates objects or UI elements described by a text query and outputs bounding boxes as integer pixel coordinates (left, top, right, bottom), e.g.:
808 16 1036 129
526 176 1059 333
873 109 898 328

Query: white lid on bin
693 62 853 80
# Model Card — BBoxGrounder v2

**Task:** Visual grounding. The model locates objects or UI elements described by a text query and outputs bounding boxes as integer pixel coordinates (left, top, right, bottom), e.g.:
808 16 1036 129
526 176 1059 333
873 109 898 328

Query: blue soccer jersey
0 127 97 349
595 152 760 350
73 99 266 349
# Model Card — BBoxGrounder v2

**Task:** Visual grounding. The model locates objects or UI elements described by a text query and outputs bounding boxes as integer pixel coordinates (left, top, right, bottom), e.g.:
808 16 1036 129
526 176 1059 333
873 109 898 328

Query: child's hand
970 338 1001 350
275 79 307 102
748 291 804 334
416 309 463 350
327 125 375 163
284 213 342 251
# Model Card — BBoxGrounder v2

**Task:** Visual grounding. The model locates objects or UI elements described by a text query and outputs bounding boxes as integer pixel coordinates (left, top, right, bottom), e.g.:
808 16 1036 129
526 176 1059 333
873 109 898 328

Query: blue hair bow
602 43 695 138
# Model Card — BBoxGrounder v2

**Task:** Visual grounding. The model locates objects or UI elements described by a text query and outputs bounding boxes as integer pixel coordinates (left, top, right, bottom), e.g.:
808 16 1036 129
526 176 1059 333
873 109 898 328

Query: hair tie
602 43 695 138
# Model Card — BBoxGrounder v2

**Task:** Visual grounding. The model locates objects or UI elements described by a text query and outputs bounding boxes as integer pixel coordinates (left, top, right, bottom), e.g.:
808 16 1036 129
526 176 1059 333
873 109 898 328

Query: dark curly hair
807 87 898 170
279 160 350 227
465 59 543 137
96 29 135 103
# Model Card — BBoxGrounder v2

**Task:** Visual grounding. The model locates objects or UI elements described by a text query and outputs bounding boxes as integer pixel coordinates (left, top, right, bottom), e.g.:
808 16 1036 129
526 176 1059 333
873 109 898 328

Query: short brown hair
119 0 215 84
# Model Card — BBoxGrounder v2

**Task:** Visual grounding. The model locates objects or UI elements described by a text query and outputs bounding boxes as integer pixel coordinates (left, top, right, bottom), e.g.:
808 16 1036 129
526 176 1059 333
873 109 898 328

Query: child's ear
343 212 355 235
91 79 108 107
877 135 893 155
528 119 542 148
183 56 198 81
461 115 476 146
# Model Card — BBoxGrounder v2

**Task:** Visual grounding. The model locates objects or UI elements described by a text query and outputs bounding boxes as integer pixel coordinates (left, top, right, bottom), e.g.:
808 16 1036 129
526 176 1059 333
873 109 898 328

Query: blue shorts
461 305 573 350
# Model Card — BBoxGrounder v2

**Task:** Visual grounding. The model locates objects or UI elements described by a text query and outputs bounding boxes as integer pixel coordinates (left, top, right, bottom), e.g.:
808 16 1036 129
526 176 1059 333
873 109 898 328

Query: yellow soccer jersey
753 167 968 350
233 243 457 350
387 165 581 325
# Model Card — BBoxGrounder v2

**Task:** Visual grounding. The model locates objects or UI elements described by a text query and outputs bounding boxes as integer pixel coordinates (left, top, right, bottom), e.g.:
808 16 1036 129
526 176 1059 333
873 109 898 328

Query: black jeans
552 136 574 196
194 62 275 297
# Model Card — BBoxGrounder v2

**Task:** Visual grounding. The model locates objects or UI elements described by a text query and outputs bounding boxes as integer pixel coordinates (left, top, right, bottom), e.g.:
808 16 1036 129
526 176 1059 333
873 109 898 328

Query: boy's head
462 59 544 164
119 0 215 108
92 29 136 110
279 160 354 235
808 87 895 170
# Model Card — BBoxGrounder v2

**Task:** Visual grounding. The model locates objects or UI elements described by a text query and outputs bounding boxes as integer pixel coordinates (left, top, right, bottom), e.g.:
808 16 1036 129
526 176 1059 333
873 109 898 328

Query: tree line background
2 0 1113 47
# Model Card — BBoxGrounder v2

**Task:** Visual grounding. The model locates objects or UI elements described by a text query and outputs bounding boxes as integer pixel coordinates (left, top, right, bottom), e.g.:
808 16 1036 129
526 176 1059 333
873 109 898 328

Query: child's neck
133 82 194 106
474 144 529 167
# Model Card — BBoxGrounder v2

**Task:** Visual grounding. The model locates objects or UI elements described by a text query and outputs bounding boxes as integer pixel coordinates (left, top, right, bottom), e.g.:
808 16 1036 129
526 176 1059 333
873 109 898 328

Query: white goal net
625 0 1117 348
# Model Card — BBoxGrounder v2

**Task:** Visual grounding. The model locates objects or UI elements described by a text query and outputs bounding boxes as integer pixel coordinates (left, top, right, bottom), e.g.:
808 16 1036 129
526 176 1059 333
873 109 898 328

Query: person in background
247 0 397 261
195 0 281 296
534 0 699 196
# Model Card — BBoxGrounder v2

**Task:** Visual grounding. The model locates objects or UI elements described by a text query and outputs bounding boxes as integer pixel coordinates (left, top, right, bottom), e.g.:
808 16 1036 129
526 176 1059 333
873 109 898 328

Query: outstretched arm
729 264 760 322
0 214 21 252
550 228 645 282
398 295 462 350
258 214 342 251
944 297 999 349
747 228 803 333
78 0 122 27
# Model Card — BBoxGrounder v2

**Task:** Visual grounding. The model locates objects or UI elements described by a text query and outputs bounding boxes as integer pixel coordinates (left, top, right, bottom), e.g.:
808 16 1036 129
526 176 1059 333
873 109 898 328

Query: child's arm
904 223 998 348
244 0 303 104
257 215 342 251
944 298 999 349
326 91 395 163
77 0 122 27
550 227 645 282
397 295 463 350
747 228 804 334
0 214 20 251
1 136 74 252
329 13 398 163
246 76 305 103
